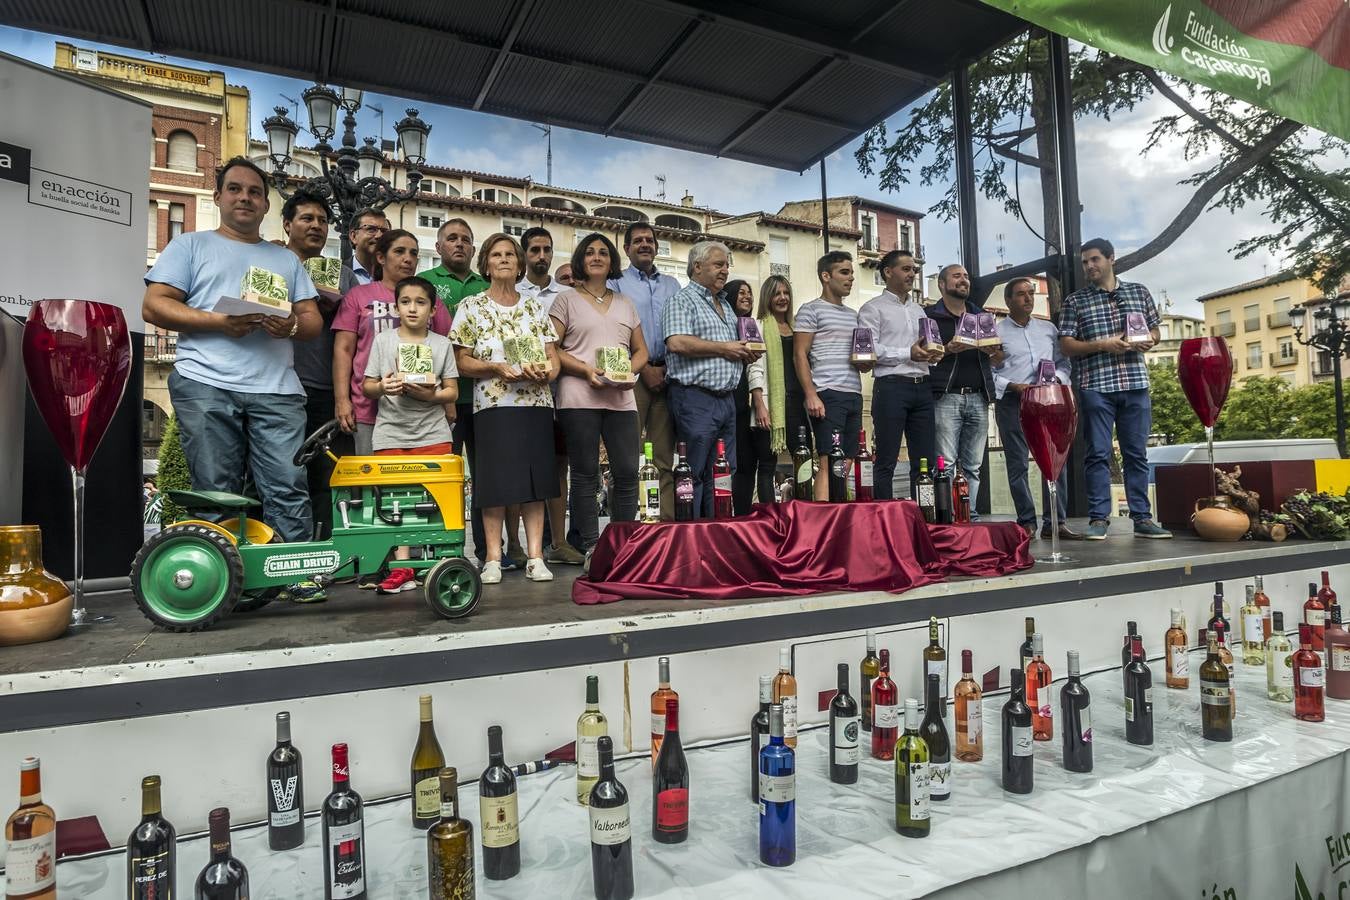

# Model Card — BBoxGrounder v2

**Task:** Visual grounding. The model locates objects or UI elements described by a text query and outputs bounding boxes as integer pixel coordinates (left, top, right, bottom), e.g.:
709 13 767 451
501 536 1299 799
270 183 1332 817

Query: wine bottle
750 674 772 803
479 726 520 880
577 675 609 805
951 466 970 524
322 743 366 899
713 439 733 518
1026 633 1053 741
1240 584 1264 665
894 699 931 837
920 673 951 801
1120 620 1138 693
830 663 860 784
5 757 56 900
772 647 798 749
860 630 880 731
1293 623 1325 722
758 703 796 866
923 615 947 706
1215 622 1237 713
1019 616 1036 675
828 429 849 502
127 775 176 900
639 442 661 523
589 737 634 900
1207 584 1230 645
650 656 677 765
1200 632 1234 741
932 456 953 524
1123 636 1153 746
953 649 983 762
652 697 689 844
1326 603 1350 700
914 458 935 522
854 429 874 502
411 695 447 829
1060 651 1092 773
1253 575 1272 641
871 648 899 760
1318 570 1338 633
792 427 814 500
267 711 305 851
1001 669 1033 794
1164 608 1189 690
1266 611 1294 702
195 807 248 900
673 442 694 521
1305 581 1326 650
427 768 474 900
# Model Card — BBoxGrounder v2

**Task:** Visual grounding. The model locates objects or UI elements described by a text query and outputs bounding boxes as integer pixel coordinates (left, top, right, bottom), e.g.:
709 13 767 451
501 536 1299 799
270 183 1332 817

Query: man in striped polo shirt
794 251 870 500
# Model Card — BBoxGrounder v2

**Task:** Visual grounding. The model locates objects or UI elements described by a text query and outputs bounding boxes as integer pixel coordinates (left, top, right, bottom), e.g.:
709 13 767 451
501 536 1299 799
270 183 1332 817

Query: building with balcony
1196 270 1324 387
1144 311 1206 367
776 196 925 306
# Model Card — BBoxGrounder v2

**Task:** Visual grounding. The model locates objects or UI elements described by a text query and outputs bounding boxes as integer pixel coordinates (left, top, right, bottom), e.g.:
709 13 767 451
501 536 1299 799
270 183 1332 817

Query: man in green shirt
418 218 491 563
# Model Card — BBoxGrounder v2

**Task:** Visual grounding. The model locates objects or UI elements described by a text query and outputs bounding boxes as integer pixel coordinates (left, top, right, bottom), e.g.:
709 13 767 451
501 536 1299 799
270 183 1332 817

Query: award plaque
850 327 876 365
302 257 343 298
950 312 980 348
1036 359 1058 385
920 317 942 347
738 316 767 352
398 342 435 384
1125 312 1152 344
976 312 1000 347
595 346 634 384
504 333 548 366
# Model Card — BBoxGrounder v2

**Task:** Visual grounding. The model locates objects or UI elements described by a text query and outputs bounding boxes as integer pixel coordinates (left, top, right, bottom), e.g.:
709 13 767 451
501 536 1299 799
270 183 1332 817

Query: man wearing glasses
1059 237 1171 540
348 208 390 284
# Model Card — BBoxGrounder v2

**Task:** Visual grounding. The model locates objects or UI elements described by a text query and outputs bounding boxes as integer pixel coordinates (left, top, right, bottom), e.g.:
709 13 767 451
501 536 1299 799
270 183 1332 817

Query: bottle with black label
127 774 176 900
589 736 634 899
829 663 860 784
410 695 446 829
920 673 951 802
267 711 305 851
322 743 366 899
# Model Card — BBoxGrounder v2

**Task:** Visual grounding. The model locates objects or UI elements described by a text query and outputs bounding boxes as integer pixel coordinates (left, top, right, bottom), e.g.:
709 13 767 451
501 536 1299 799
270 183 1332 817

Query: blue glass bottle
758 702 795 867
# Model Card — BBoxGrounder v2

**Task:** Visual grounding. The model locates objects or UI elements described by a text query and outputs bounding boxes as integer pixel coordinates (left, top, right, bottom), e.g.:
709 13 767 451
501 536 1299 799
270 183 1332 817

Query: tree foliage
1147 368 1337 442
1147 362 1203 444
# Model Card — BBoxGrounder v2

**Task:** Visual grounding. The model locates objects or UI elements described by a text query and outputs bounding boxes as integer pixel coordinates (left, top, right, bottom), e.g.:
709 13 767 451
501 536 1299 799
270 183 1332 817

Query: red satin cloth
572 499 1032 604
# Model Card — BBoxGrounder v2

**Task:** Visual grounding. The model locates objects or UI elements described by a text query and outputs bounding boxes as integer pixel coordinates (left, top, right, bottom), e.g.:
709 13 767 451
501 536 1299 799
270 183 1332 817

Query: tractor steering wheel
294 418 342 466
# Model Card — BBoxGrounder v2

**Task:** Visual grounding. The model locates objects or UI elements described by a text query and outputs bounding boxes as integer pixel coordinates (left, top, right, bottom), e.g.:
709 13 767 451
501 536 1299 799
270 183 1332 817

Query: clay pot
1191 495 1250 542
0 525 72 646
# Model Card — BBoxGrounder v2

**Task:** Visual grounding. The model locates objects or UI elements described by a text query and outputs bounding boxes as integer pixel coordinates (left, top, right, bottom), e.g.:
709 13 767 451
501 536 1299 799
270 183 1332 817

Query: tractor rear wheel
131 524 243 632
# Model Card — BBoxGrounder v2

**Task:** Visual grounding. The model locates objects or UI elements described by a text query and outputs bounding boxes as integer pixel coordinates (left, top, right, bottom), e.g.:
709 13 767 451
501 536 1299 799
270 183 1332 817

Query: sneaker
1133 519 1173 539
376 567 418 594
1085 519 1110 540
357 571 384 590
481 560 503 585
525 558 554 582
506 545 528 570
545 542 585 566
282 580 328 604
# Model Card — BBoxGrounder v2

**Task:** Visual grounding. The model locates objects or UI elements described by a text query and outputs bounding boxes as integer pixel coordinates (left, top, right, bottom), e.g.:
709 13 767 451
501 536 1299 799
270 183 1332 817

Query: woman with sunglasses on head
746 275 809 507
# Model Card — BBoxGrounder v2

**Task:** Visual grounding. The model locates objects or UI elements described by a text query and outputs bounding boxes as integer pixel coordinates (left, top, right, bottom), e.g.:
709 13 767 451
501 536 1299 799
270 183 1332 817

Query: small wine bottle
1266 611 1294 702
920 673 951 801
411 695 446 829
894 699 931 837
1240 584 1265 665
1120 620 1138 693
951 466 970 523
673 442 695 521
758 703 796 867
1060 651 1092 773
650 656 678 765
480 726 521 880
5 757 56 900
1123 636 1154 746
427 768 474 900
1164 608 1189 689
1026 633 1053 741
860 630 880 731
195 807 248 900
854 429 874 502
713 439 733 518
829 663 860 784
1305 581 1327 650
1253 576 1272 641
267 711 305 851
1208 583 1231 639
923 616 948 706
577 675 609 805
1200 632 1234 741
953 649 983 762
652 698 689 844
792 427 814 500
871 648 899 760
1001 670 1033 794
932 456 953 524
589 737 634 900
127 775 176 900
1215 622 1237 712
1293 623 1325 722
914 457 935 522
1019 616 1036 675
1326 603 1350 700
750 674 772 803
322 743 366 900
772 647 799 749
828 428 849 502
638 442 661 523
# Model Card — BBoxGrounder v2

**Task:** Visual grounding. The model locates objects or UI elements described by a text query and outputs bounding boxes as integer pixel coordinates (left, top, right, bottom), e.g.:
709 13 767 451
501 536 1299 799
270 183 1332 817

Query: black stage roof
0 0 1025 171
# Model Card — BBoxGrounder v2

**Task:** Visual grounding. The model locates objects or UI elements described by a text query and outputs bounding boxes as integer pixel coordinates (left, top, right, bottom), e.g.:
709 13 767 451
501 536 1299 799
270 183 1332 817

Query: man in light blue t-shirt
143 157 321 547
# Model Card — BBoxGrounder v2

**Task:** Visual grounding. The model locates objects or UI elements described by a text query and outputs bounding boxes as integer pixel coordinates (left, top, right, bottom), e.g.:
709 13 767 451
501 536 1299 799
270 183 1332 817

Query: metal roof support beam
819 160 830 254
604 16 707 134
1050 33 1082 297
718 56 843 155
318 0 337 83
951 61 980 280
129 0 155 49
473 0 539 110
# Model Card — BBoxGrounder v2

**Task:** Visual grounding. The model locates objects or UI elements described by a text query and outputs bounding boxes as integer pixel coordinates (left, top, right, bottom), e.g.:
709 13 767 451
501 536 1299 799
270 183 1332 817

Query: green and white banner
976 0 1350 139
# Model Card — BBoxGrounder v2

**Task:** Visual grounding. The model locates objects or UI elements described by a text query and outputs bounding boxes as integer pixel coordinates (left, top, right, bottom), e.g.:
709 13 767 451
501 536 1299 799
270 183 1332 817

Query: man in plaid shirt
662 241 761 517
1059 238 1172 540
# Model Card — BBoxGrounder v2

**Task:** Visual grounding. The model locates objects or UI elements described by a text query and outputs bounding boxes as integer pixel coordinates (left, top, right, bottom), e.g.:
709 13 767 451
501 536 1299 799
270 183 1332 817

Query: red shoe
377 567 418 594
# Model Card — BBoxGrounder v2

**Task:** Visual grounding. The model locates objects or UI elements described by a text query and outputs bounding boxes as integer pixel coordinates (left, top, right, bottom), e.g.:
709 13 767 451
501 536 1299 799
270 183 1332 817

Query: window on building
502 218 527 237
166 131 197 171
1214 308 1233 337
1243 303 1260 332
1278 338 1295 360
150 131 157 166
860 212 877 252
418 211 443 230
1271 296 1290 328
1246 341 1262 369
657 239 672 258
428 179 459 197
147 201 158 251
473 188 522 205
168 203 185 241
899 223 913 253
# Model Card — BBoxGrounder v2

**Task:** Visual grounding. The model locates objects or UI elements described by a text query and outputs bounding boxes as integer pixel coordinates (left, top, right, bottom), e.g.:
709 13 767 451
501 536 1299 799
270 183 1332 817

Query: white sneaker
525 558 554 582
481 560 502 585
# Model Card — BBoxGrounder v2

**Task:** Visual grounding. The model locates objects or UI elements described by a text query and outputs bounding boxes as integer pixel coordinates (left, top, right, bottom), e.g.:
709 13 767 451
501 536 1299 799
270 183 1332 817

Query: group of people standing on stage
143 156 1172 601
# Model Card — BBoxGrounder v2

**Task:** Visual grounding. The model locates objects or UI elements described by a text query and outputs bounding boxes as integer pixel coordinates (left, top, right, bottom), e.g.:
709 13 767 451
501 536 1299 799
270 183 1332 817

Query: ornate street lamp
264 83 430 265
1290 291 1350 458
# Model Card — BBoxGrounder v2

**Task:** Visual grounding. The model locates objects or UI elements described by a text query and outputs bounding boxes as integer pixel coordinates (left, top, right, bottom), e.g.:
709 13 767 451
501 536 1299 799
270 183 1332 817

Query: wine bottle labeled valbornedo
411 695 446 830
829 663 860 785
589 736 634 900
196 807 249 900
323 743 366 899
267 711 304 851
480 725 521 880
427 767 475 900
127 775 175 900
652 697 689 844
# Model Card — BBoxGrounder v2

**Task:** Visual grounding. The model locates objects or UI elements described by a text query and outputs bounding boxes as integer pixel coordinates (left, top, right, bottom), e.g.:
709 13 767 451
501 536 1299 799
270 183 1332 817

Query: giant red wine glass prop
22 301 132 627
1177 337 1232 502
1019 384 1077 564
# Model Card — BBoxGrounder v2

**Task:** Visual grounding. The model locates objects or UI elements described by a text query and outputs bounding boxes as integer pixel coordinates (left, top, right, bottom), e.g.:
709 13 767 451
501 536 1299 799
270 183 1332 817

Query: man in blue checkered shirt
1059 238 1172 540
662 241 761 518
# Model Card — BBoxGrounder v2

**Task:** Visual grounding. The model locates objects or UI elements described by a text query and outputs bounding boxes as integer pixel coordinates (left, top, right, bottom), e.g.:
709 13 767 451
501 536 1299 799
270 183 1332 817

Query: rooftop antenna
655 174 667 201
996 232 1006 267
366 102 385 144
280 93 301 125
1161 289 1173 312
529 123 553 184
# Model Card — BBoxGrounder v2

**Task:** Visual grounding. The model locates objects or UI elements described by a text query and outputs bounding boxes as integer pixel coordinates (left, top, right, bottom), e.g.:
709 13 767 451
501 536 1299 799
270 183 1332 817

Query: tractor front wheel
131 524 243 632
424 558 481 620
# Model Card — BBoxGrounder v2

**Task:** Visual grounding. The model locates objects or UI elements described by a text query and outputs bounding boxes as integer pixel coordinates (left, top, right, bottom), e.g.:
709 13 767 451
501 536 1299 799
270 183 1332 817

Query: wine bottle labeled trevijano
410 695 446 830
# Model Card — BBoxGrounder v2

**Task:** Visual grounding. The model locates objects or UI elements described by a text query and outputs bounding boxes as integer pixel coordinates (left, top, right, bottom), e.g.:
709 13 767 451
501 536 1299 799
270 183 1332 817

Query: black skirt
471 406 562 508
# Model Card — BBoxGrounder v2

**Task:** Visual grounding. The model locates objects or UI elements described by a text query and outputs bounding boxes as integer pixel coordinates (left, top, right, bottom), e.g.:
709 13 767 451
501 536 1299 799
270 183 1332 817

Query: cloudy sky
0 23 1306 319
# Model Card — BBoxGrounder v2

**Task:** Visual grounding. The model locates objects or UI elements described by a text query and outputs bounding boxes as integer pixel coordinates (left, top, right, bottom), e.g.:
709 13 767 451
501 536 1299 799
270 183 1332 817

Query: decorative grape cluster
1278 489 1350 540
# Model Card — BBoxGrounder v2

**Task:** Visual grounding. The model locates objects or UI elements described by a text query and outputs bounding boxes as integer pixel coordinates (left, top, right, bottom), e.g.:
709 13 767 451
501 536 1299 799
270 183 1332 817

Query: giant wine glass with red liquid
22 300 132 627
1020 384 1077 564
1177 337 1232 502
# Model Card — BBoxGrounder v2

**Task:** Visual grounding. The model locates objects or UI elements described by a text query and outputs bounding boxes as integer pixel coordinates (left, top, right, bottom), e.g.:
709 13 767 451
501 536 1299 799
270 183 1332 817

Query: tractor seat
167 489 262 510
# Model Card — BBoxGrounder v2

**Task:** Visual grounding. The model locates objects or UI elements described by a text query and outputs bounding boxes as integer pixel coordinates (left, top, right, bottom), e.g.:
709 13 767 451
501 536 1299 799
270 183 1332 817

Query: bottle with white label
829 663 860 784
1164 608 1189 690
1293 623 1325 722
1060 650 1092 773
953 649 983 762
1240 584 1265 665
920 673 951 801
1265 611 1294 702
923 615 948 707
638 442 661 523
772 647 799 749
1001 669 1033 794
411 695 446 829
751 674 773 803
1123 635 1154 746
267 711 305 851
577 675 609 805
1200 632 1233 741
895 698 931 836
322 743 366 899
1325 603 1350 700
650 656 678 765
4 756 56 900
759 703 796 866
589 736 634 899
479 726 521 879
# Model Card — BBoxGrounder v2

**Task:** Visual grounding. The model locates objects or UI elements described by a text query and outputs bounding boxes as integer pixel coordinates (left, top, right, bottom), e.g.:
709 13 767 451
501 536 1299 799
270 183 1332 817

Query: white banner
0 51 149 331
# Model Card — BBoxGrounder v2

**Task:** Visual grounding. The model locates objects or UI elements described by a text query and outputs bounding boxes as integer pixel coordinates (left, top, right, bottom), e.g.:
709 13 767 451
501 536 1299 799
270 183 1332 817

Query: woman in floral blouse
450 234 561 584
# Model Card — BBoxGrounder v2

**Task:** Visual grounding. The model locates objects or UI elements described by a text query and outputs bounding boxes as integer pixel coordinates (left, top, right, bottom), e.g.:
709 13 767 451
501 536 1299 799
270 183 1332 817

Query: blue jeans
169 371 312 542
871 376 935 500
1081 387 1153 521
934 392 989 516
667 384 736 519
995 394 1068 528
